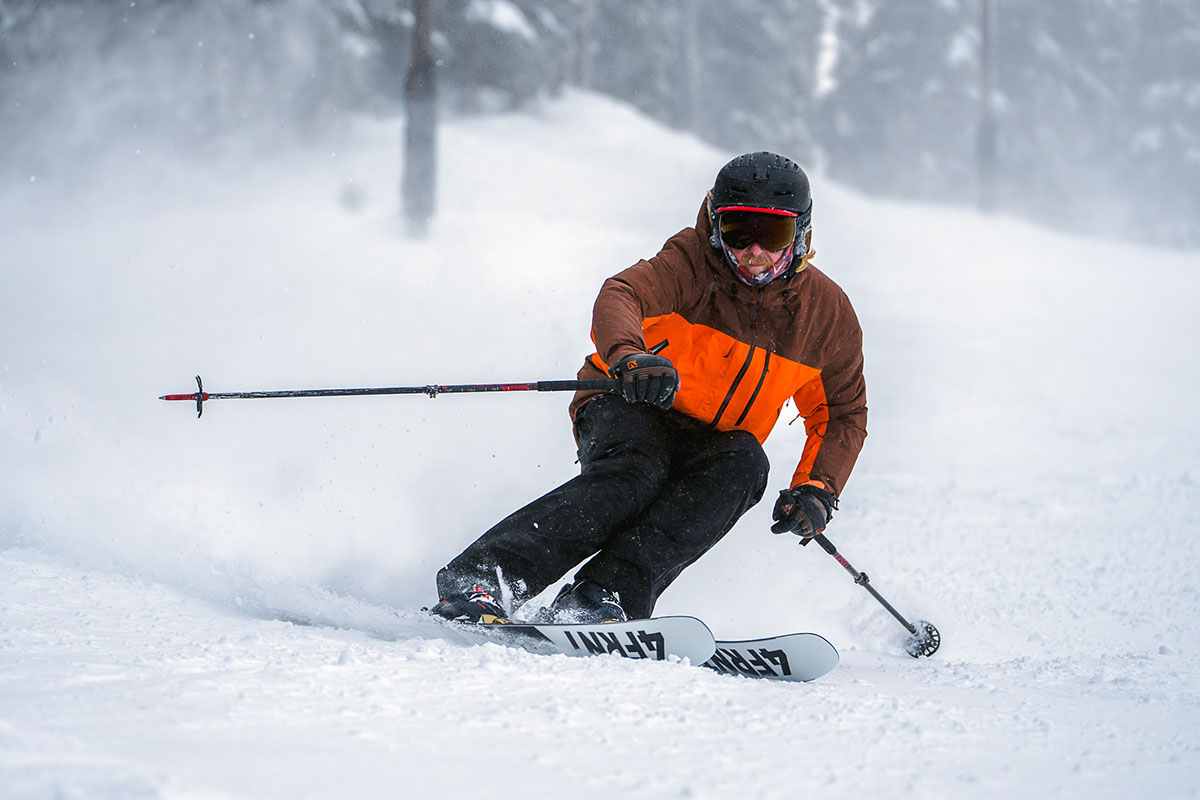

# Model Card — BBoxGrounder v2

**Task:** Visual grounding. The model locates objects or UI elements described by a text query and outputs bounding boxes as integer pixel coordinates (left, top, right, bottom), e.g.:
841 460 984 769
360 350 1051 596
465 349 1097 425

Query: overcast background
3 0 1199 249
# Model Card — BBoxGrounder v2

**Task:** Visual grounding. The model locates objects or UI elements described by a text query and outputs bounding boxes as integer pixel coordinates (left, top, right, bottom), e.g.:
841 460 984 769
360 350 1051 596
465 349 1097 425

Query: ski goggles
717 207 798 252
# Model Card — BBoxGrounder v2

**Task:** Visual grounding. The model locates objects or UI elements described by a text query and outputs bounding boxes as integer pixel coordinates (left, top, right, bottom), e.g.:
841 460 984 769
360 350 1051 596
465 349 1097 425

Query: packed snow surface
2 91 1198 798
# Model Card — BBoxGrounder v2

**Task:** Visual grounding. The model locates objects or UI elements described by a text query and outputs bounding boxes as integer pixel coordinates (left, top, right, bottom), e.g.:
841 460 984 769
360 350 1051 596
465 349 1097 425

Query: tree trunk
403 0 437 237
977 0 997 213
683 0 702 132
576 0 595 89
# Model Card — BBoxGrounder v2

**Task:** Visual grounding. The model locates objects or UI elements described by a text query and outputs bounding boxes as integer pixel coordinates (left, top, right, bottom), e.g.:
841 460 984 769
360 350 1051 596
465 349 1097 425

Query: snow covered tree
815 0 981 203
1124 0 1200 246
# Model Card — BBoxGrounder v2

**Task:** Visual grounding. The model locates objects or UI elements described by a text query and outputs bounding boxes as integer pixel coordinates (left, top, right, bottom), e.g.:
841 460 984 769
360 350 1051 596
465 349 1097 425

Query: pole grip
811 532 838 556
536 379 618 392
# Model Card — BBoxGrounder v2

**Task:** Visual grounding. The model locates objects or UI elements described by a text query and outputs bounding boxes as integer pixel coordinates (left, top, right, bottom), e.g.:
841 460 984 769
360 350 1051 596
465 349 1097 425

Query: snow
465 0 539 43
3 89 1200 798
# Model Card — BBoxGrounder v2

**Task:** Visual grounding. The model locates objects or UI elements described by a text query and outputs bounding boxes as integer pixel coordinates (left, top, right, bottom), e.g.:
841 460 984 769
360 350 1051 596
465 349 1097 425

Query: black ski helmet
709 152 813 284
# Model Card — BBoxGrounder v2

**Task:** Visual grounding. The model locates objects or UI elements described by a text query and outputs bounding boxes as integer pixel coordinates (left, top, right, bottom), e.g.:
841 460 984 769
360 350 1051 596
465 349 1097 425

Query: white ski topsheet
469 617 838 682
482 616 717 665
706 632 840 682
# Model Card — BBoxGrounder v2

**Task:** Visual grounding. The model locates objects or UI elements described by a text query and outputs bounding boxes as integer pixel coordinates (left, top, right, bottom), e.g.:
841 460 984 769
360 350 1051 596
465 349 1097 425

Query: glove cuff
789 483 838 523
609 352 670 378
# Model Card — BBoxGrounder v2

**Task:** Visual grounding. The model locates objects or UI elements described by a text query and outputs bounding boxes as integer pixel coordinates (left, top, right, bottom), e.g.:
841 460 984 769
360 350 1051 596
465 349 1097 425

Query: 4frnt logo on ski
457 614 839 682
560 627 666 660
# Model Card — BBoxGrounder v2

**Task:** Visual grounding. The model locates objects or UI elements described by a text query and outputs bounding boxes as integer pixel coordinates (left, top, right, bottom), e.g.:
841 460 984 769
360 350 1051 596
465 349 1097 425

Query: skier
431 151 867 624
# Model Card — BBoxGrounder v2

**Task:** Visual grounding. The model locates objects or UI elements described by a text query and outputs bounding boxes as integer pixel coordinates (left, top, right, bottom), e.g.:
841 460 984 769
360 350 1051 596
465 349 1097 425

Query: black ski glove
771 484 838 538
609 352 679 409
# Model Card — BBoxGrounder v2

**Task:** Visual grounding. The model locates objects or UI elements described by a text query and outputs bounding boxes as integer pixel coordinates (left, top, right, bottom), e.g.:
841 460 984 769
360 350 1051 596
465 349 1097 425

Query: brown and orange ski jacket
570 197 867 497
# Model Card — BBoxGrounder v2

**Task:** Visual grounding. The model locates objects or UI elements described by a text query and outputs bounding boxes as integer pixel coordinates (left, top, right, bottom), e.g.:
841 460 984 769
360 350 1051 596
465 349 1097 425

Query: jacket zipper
711 288 766 427
711 345 755 427
735 350 771 426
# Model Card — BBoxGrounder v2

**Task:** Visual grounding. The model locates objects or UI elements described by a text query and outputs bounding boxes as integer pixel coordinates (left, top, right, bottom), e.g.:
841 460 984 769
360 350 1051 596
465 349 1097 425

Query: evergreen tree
815 0 982 203
1125 0 1200 246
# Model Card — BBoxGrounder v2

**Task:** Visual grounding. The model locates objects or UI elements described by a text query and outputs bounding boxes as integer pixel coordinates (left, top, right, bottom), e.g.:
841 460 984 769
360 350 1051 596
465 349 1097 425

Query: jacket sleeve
589 232 694 370
790 294 868 497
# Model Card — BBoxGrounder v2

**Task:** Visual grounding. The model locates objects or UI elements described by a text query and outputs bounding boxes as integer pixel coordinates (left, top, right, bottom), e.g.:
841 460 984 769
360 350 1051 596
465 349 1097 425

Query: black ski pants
437 394 770 618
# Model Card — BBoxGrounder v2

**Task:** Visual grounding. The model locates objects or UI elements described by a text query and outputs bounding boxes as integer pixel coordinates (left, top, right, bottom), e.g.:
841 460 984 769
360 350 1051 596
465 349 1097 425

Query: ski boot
541 579 628 624
430 585 508 624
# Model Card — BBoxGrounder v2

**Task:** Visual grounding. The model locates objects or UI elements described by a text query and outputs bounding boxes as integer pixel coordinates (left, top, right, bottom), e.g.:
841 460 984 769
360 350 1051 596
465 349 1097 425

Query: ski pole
160 375 618 418
807 532 940 658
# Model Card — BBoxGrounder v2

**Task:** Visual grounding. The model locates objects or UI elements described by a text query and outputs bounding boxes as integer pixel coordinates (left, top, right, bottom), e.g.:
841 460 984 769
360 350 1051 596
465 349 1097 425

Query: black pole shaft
811 533 919 635
203 380 617 400
161 375 617 417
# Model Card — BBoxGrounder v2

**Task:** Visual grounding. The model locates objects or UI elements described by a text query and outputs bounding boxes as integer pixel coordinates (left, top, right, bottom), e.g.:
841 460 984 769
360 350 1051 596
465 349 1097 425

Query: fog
3 1 1198 248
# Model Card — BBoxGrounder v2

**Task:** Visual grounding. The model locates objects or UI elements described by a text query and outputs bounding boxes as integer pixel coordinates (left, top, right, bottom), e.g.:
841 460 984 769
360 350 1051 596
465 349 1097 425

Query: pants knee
577 396 672 497
715 432 770 502
581 438 671 503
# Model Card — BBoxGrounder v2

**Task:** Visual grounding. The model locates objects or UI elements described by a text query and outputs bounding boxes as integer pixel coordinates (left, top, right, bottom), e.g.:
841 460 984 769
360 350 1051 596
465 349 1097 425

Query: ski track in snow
4 550 1197 800
2 90 1199 798
3 550 1196 799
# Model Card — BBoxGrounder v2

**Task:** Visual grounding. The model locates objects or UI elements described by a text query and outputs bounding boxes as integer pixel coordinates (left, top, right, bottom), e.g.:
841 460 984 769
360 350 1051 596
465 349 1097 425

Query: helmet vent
711 151 811 225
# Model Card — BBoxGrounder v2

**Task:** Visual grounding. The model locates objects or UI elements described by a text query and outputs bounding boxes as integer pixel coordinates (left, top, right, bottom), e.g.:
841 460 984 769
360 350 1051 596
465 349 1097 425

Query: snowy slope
2 90 1199 799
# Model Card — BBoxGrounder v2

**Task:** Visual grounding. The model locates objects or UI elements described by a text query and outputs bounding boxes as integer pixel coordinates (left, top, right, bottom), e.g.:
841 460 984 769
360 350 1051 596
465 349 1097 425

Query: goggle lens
719 210 797 251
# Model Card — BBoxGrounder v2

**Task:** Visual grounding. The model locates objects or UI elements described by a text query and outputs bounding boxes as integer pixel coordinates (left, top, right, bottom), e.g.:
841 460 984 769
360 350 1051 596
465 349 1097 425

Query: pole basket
904 621 941 658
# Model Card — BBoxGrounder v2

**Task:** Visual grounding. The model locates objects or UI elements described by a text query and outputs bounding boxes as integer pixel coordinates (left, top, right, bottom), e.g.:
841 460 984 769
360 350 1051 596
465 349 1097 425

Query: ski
461 615 717 665
451 616 839 682
704 632 839 682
